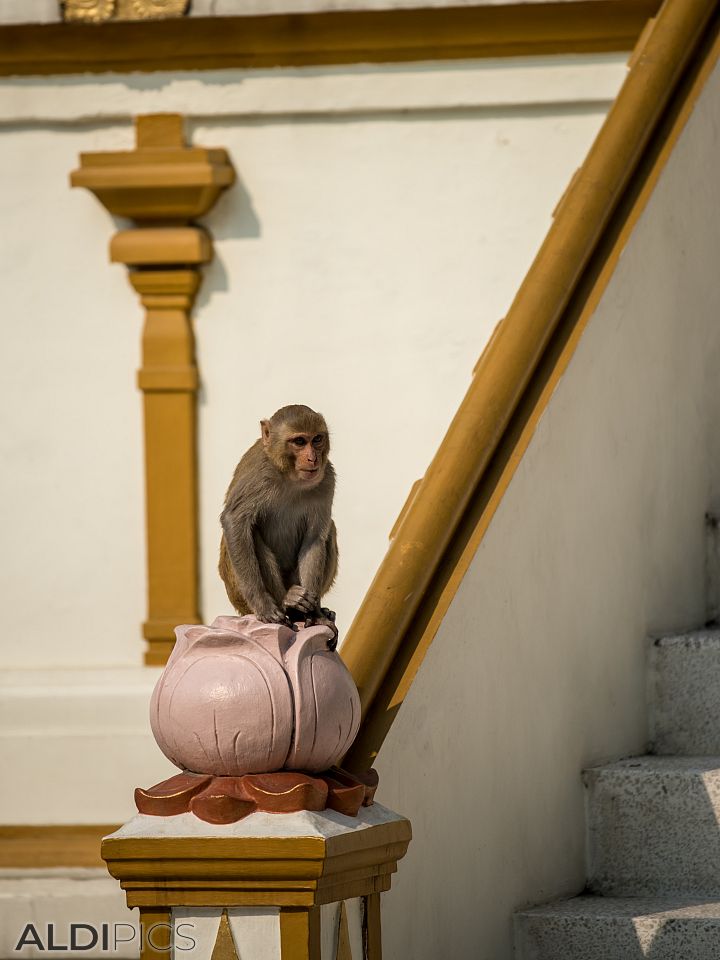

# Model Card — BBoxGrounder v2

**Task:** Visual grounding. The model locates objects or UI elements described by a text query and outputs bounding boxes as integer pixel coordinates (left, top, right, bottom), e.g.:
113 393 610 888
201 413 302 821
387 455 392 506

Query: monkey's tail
218 536 252 615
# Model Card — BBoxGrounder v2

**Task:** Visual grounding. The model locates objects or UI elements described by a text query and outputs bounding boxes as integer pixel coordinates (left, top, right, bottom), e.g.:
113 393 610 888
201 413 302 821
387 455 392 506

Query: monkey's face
286 432 328 485
261 408 330 485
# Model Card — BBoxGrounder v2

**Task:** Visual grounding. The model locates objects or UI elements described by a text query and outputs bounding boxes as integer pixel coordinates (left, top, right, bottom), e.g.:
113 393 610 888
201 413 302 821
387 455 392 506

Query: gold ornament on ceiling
62 0 116 21
61 0 189 20
117 0 189 17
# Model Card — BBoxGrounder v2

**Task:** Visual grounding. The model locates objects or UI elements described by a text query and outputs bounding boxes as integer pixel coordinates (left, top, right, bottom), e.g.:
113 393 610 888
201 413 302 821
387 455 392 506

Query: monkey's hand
283 585 319 616
255 601 291 625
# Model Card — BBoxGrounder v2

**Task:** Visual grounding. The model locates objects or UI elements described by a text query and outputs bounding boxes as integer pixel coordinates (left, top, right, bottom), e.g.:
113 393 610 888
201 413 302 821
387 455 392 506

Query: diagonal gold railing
341 0 720 773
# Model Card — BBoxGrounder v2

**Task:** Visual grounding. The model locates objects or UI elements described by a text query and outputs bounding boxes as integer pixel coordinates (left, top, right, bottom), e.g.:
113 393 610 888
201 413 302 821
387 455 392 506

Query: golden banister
341 0 719 772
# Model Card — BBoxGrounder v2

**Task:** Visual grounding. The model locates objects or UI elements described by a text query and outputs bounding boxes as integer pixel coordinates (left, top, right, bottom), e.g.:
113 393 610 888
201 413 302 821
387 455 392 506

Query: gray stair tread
516 633 720 956
585 756 720 897
585 756 720 776
519 896 720 920
516 896 720 960
654 629 720 649
0 872 137 959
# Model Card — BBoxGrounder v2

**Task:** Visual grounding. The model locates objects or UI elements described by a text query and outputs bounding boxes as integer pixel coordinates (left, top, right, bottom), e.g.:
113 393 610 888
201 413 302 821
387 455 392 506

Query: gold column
71 114 235 664
124 255 202 661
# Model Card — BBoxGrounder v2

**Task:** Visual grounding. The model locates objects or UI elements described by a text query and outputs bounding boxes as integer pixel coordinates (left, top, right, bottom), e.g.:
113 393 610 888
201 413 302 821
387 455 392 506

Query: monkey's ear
260 420 271 446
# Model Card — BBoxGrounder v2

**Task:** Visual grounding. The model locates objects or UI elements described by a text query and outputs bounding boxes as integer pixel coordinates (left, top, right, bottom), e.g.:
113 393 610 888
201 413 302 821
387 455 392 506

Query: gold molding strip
1 1 659 76
103 826 410 905
0 825 118 868
341 0 720 772
71 114 235 665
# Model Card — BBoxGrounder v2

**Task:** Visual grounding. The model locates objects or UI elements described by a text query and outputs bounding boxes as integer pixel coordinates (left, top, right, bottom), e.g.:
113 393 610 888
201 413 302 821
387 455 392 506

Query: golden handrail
341 0 718 763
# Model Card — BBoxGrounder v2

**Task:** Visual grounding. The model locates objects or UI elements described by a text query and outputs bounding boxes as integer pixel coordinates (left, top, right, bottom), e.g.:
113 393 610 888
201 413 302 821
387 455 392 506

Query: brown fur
218 405 338 623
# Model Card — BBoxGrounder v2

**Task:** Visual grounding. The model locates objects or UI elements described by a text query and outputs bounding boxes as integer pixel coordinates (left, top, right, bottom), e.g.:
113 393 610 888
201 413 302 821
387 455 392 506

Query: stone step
649 630 720 755
515 895 720 960
0 871 138 959
586 757 720 897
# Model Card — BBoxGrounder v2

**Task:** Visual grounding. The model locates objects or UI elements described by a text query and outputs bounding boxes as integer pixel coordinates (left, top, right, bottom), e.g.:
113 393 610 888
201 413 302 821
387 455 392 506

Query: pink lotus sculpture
149 615 361 777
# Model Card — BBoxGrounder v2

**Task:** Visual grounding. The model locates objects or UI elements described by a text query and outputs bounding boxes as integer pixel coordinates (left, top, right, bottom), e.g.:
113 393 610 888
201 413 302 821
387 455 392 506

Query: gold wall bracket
71 114 235 665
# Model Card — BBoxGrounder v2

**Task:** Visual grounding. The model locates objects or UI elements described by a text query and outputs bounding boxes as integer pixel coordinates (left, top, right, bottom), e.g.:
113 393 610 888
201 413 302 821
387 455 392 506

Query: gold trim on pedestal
103 813 410 960
70 114 235 665
336 901 352 960
210 913 239 960
138 908 172 960
279 908 321 960
102 819 411 908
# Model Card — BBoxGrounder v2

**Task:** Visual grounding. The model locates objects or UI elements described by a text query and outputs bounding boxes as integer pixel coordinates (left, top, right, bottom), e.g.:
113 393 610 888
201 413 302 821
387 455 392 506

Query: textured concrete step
586 757 720 897
0 871 138 959
649 630 720 755
515 895 720 960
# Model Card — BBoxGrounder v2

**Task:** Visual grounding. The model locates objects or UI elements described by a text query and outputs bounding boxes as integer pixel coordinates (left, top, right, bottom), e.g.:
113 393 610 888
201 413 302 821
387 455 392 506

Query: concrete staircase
515 630 720 959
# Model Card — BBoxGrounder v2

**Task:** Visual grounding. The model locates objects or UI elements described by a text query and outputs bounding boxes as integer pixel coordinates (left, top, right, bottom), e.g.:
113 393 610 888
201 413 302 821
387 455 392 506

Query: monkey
218 404 338 633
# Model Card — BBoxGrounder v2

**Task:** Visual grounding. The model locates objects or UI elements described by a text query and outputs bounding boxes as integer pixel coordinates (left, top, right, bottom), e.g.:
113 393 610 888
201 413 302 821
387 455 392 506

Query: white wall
375 54 720 960
0 56 623 821
0 57 624 667
0 0 58 23
0 123 144 670
195 98 617 636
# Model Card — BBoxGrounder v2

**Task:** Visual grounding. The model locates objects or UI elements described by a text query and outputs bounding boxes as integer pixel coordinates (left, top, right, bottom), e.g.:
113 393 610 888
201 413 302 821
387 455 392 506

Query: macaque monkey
219 405 338 633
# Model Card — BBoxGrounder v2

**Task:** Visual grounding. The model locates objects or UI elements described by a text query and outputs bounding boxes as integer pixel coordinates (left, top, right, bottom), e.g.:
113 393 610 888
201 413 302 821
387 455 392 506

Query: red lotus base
135 766 379 824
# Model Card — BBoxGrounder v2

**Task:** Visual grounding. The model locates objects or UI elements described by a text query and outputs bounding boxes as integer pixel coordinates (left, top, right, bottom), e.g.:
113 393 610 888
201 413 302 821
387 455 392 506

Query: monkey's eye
312 435 324 448
290 437 306 447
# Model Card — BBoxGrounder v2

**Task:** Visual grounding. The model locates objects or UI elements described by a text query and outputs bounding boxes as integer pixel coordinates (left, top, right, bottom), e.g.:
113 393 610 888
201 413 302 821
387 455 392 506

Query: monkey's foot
282 608 338 647
135 767 379 825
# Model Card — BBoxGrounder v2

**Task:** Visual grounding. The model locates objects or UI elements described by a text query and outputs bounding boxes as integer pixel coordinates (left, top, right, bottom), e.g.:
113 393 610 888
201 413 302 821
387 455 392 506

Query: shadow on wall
199 166 261 243
194 166 261 310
